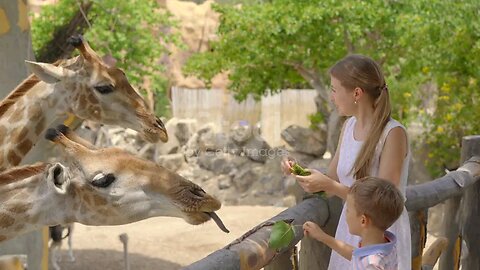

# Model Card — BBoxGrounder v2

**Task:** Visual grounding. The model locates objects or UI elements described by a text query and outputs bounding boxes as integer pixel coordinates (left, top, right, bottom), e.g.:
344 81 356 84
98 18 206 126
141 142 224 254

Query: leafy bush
31 0 182 117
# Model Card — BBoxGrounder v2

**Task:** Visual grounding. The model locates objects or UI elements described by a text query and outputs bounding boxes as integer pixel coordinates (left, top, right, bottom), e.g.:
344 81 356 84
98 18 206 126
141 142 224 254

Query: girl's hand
280 157 295 175
303 221 328 241
295 168 333 193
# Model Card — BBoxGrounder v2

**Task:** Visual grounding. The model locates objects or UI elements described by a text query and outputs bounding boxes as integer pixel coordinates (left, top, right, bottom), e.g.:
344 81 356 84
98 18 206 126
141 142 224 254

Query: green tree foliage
185 0 480 176
31 0 182 117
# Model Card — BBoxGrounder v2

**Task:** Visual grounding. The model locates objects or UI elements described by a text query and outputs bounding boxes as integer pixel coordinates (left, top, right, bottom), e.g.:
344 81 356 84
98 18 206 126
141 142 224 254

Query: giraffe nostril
53 166 64 186
191 188 206 199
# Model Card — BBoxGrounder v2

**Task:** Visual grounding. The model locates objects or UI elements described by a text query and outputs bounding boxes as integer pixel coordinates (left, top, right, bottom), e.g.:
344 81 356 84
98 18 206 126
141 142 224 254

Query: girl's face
346 194 363 236
330 76 355 116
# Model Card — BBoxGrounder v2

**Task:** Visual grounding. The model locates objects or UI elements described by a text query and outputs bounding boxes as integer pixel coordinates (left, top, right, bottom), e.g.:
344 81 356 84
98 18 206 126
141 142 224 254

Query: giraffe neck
0 164 75 242
0 81 70 170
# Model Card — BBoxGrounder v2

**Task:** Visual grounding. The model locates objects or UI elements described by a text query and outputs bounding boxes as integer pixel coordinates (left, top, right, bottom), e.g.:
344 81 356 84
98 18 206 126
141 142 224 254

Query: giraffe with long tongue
26 125 228 232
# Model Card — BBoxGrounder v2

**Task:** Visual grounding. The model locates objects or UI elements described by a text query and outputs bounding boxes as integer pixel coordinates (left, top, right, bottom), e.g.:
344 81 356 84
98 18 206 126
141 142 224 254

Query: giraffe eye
91 173 116 188
94 84 114 94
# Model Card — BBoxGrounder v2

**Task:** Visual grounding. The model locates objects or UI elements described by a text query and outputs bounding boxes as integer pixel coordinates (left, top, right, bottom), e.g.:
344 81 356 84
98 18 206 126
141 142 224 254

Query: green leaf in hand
290 163 311 176
268 220 295 250
291 163 327 199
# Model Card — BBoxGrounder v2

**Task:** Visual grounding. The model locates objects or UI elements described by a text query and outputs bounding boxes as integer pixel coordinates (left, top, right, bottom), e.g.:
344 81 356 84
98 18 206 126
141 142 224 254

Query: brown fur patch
92 194 107 206
11 127 29 144
27 103 42 121
0 163 47 186
0 150 4 168
35 117 45 135
87 93 99 105
0 126 7 143
8 108 24 124
0 235 6 242
0 214 15 228
8 203 32 214
7 151 21 166
79 95 87 108
17 139 33 156
82 194 93 206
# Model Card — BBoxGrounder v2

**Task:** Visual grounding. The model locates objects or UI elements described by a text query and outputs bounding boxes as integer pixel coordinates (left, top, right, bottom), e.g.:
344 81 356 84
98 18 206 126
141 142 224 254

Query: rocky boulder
281 125 327 157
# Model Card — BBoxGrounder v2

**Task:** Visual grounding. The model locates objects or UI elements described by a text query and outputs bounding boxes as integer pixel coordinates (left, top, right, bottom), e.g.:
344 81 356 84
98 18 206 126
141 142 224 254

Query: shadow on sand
57 249 182 270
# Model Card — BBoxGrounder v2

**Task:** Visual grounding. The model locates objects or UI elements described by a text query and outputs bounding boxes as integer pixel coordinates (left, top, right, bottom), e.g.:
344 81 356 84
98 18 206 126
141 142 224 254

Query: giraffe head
25 35 167 143
43 125 226 231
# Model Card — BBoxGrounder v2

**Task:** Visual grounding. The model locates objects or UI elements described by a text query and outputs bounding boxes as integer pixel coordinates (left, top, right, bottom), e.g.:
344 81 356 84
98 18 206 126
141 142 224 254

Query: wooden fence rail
183 135 480 270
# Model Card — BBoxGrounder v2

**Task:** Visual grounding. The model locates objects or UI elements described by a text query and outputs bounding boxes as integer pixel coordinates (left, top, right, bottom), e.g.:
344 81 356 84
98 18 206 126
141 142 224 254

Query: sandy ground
57 206 287 270
56 205 442 270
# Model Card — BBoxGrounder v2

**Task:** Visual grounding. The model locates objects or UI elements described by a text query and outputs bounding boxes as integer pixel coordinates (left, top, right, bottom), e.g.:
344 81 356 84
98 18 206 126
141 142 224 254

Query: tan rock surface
160 0 228 89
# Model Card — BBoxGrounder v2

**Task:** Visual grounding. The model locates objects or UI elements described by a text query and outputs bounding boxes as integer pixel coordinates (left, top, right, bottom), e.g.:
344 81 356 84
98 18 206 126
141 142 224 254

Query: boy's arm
317 234 354 261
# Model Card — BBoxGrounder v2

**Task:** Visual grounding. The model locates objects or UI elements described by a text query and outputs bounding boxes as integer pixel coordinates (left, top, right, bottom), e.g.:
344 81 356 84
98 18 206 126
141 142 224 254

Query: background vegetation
31 0 182 117
185 0 480 176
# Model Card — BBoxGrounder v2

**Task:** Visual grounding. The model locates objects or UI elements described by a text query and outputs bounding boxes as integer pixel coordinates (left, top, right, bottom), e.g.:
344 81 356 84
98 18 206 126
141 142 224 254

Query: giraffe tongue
206 212 229 233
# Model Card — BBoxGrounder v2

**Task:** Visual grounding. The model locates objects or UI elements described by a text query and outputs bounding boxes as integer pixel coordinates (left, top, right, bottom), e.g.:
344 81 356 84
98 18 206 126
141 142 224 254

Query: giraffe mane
0 162 48 186
0 60 65 119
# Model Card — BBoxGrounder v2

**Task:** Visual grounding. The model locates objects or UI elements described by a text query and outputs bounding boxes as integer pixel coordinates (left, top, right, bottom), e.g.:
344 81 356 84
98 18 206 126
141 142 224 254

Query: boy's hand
303 221 328 242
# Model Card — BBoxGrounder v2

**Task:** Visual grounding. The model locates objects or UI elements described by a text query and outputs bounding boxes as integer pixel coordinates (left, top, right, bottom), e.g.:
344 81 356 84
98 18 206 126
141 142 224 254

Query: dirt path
57 206 286 270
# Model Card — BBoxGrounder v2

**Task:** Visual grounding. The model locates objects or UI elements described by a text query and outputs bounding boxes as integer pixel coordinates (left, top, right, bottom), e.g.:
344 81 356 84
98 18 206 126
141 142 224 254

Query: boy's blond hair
349 177 404 230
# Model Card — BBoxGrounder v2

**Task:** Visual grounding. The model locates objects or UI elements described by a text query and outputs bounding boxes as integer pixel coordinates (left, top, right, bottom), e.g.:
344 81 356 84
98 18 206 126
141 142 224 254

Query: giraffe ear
47 163 71 195
25 61 76 84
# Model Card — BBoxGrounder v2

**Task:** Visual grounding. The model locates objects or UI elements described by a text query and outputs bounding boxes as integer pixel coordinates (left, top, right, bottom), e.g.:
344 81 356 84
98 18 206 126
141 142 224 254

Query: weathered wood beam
183 197 329 270
405 156 480 212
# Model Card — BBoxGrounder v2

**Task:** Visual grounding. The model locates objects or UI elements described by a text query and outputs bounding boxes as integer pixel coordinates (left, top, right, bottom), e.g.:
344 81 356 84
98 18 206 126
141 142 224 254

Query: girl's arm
377 127 408 188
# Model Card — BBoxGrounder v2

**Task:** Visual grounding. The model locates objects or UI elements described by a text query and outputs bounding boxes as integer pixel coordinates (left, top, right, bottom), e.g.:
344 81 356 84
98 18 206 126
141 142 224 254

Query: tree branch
37 1 93 62
284 62 329 103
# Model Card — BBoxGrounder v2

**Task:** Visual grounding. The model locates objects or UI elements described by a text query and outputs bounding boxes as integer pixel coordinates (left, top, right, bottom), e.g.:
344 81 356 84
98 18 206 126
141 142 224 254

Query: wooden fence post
264 249 293 270
298 196 343 270
410 209 428 270
459 136 480 269
439 135 480 270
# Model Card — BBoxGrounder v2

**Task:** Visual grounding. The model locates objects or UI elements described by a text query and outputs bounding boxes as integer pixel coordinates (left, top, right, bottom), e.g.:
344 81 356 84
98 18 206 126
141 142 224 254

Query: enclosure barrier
183 135 480 270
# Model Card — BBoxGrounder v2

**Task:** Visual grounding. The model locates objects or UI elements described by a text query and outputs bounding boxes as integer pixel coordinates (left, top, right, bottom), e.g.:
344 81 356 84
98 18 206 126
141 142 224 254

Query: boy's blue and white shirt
352 231 398 270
